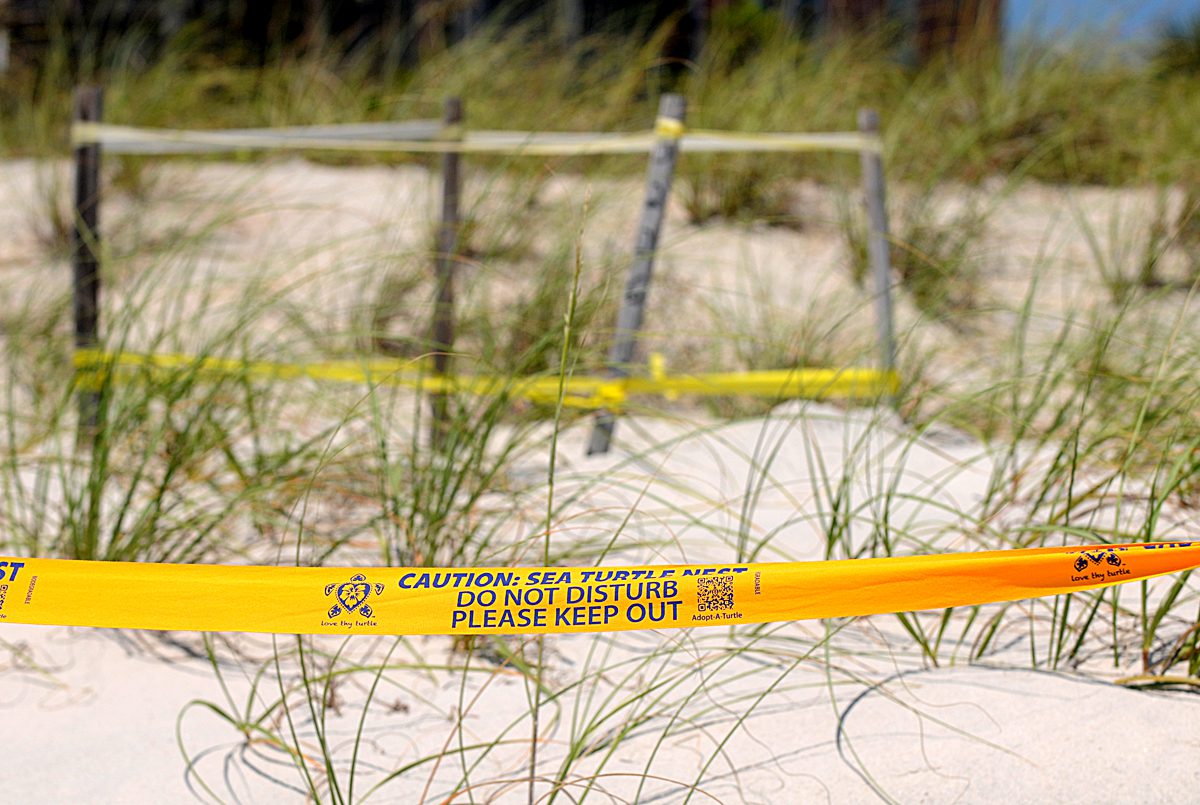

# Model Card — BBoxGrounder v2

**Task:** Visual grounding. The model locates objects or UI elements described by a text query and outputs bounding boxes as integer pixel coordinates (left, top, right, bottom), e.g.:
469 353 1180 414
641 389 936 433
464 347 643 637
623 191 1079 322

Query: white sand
2 158 1199 802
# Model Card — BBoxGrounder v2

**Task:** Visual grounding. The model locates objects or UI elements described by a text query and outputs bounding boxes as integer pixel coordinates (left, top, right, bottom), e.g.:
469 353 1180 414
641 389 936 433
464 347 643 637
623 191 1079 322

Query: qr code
697 575 734 612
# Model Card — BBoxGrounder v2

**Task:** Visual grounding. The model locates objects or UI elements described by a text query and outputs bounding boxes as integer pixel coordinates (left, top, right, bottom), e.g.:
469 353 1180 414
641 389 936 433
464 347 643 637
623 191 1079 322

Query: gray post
858 108 897 380
73 86 103 435
587 94 686 456
430 97 462 446
559 0 583 45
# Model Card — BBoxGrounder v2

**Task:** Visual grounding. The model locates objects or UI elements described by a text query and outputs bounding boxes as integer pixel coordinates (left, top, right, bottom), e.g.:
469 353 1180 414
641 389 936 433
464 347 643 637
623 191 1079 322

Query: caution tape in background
71 121 882 157
73 349 899 407
0 543 1195 635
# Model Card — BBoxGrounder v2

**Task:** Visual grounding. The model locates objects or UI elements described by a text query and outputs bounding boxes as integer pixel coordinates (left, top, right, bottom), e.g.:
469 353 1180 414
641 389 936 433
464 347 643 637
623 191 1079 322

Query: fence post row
857 108 897 383
72 85 103 438
430 96 462 446
63 92 890 449
587 93 686 456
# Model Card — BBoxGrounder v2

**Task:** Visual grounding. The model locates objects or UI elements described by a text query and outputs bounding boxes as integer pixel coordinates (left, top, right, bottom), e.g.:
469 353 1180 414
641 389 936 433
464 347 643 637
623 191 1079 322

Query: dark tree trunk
825 0 888 36
915 0 1003 64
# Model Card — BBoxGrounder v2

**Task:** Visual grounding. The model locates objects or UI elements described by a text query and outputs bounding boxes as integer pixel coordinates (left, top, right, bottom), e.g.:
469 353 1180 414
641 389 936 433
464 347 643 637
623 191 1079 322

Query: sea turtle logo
324 573 385 620
1073 549 1123 573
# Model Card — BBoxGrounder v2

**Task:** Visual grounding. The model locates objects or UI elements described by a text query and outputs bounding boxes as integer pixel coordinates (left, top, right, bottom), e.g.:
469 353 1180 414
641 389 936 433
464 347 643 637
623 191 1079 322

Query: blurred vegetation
2 10 1199 192
1155 11 1200 76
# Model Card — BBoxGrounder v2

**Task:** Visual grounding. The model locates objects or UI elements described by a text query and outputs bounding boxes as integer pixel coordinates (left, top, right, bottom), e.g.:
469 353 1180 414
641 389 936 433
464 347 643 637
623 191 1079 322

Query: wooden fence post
430 96 462 446
858 108 897 383
72 85 103 437
587 93 686 455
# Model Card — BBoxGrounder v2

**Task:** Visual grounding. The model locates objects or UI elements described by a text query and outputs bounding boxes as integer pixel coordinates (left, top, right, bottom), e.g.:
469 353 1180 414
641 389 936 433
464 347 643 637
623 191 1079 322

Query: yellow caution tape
72 349 899 407
0 542 1194 635
71 122 881 157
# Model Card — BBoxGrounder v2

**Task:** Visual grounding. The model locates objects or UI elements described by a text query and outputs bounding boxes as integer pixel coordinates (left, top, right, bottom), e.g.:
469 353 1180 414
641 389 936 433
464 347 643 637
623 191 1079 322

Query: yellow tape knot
654 118 685 139
593 380 629 410
647 352 678 401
